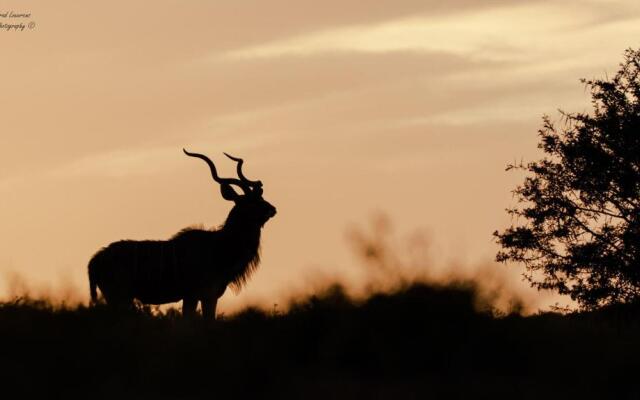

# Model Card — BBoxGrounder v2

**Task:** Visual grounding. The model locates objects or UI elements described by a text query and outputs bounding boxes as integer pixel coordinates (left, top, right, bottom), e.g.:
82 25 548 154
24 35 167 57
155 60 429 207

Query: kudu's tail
88 259 98 304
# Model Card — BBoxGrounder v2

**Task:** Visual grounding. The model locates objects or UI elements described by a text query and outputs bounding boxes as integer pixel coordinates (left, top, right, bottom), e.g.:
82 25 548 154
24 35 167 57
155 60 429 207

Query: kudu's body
88 150 276 318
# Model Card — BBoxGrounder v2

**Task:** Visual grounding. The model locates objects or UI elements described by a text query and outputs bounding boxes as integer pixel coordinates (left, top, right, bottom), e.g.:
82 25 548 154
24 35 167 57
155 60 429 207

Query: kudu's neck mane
220 205 263 292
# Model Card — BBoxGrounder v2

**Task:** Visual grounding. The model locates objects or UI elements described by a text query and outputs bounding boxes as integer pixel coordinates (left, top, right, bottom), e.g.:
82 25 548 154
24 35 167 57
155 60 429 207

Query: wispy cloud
222 1 640 65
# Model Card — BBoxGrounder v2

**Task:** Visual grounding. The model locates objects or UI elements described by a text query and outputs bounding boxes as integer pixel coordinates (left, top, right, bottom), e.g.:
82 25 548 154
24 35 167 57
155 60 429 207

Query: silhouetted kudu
87 149 276 318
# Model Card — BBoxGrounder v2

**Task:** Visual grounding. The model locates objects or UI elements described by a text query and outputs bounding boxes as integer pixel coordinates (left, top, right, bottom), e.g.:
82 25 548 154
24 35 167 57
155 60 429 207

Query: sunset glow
2 0 640 313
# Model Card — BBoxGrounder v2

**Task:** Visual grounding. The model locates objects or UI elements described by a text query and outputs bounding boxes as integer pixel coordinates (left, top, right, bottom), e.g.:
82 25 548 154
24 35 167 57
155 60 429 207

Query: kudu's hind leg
101 289 134 311
182 298 198 318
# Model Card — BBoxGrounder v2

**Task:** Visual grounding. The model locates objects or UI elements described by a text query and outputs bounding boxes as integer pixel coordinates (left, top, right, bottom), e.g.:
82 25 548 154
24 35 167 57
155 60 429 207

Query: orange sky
1 0 639 312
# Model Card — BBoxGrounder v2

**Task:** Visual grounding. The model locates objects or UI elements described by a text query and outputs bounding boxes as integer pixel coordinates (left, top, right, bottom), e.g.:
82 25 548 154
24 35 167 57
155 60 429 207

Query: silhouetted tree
495 48 640 309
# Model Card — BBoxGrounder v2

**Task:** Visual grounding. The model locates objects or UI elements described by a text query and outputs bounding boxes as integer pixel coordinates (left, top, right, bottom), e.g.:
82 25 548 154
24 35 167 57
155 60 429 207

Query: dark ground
1 282 639 399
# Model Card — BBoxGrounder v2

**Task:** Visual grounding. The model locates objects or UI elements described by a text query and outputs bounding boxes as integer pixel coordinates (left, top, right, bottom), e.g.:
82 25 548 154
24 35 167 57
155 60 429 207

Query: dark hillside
1 283 639 399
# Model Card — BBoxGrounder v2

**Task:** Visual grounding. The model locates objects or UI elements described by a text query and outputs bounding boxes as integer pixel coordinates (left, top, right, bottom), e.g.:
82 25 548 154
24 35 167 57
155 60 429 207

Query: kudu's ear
220 183 241 202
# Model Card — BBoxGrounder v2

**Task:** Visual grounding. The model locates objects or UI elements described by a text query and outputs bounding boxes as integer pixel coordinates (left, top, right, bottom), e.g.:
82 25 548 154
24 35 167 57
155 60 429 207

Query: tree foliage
495 49 640 309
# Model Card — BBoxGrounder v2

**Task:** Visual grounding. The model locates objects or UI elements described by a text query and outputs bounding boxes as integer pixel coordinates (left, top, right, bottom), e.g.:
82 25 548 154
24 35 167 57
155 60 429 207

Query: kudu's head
183 149 277 228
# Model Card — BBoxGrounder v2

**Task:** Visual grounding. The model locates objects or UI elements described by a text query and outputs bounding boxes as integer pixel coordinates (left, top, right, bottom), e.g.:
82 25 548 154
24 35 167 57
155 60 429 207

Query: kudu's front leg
201 298 218 320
